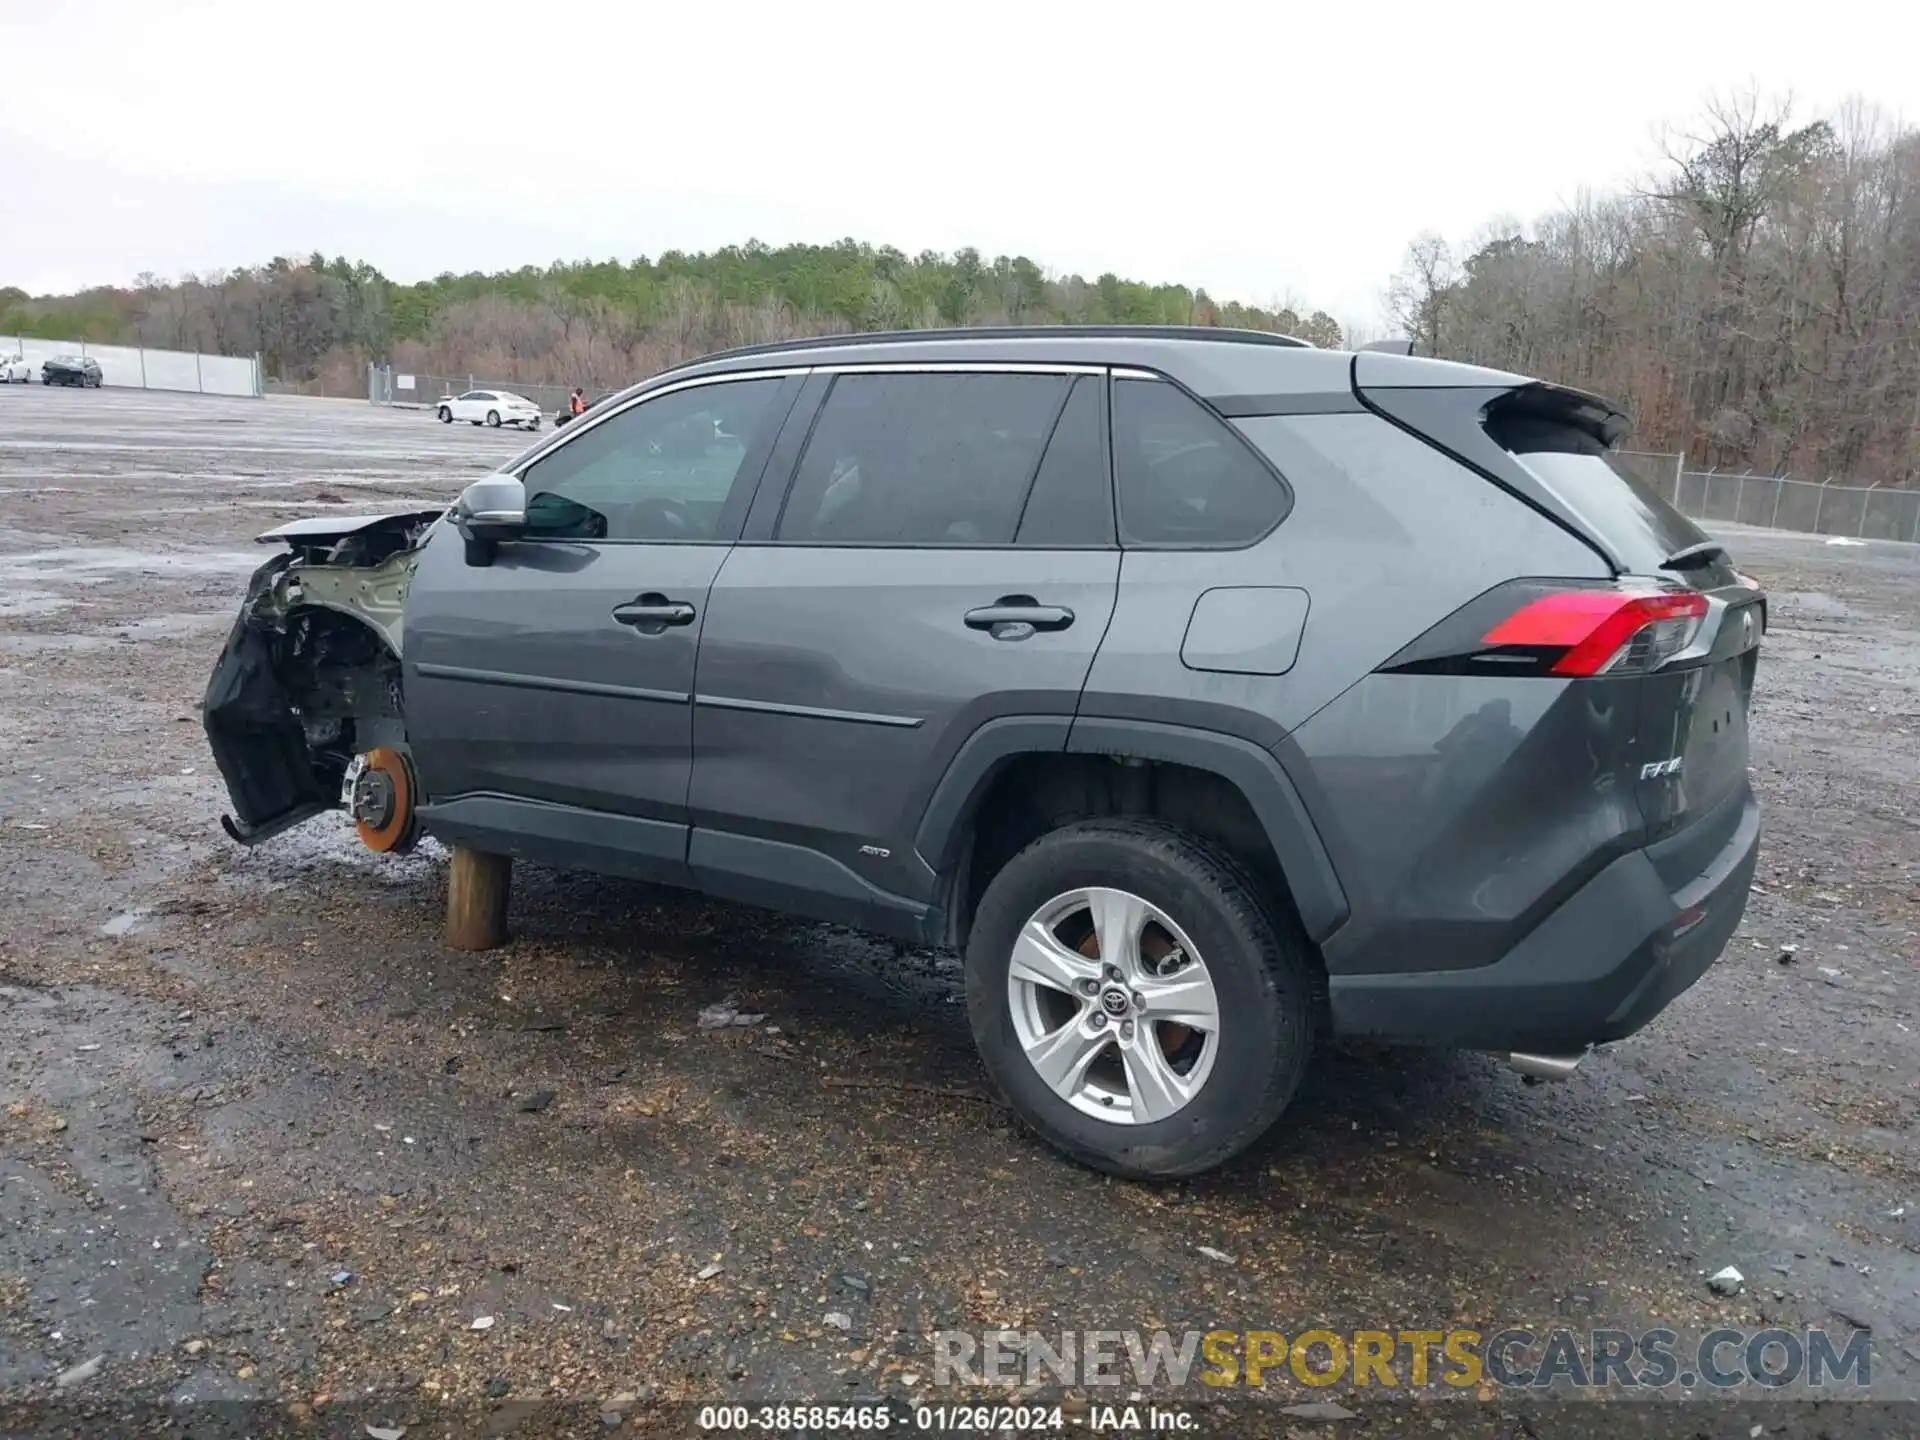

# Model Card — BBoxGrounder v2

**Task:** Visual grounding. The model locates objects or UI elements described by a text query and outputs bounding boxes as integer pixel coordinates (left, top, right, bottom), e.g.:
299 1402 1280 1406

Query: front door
690 368 1121 927
405 371 801 879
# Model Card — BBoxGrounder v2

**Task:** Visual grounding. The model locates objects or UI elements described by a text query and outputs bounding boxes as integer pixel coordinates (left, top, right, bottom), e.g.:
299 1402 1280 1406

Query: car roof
615 325 1530 410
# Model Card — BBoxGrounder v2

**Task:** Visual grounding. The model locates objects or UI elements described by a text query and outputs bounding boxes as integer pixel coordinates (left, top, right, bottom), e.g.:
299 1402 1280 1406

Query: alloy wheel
1005 886 1221 1124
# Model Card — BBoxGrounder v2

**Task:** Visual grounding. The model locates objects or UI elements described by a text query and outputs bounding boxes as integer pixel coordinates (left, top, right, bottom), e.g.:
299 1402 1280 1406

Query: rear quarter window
1111 377 1289 546
1485 413 1729 582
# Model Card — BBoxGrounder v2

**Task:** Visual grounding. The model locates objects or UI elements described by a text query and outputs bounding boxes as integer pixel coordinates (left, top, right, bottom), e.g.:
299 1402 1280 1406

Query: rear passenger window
1112 377 1288 546
1015 376 1113 546
777 373 1070 545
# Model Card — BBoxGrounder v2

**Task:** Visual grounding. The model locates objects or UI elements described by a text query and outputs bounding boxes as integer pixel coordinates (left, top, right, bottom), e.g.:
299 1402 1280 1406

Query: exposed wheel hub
349 767 396 829
342 747 420 854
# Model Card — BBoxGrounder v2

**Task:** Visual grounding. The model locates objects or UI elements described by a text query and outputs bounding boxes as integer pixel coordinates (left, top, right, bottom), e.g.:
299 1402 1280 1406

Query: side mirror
453 474 527 566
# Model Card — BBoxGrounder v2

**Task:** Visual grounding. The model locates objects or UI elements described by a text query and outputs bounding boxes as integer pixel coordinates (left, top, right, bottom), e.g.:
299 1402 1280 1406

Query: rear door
689 365 1121 924
1075 371 1316 741
405 371 801 877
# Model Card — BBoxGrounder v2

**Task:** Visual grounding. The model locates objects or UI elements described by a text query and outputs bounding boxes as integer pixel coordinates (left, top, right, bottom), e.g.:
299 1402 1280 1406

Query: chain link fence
1617 451 1920 544
3 334 262 397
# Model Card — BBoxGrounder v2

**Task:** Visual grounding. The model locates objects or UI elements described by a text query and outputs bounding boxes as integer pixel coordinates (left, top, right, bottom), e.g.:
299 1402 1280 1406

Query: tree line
0 244 1342 402
5 89 1918 483
1388 91 1920 484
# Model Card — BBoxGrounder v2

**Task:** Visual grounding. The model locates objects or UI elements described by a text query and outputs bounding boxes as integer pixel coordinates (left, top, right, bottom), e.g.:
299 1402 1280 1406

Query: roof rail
683 324 1318 368
1359 338 1415 355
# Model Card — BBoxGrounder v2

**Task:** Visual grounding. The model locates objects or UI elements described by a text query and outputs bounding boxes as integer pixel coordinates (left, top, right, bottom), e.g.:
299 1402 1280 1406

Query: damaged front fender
202 510 443 845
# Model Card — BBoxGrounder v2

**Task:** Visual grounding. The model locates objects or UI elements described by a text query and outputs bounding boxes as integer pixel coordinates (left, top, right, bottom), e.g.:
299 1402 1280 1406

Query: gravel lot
0 386 1915 1437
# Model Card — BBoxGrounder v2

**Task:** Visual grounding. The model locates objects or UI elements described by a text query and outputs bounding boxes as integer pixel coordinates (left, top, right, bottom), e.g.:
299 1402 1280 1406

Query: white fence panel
1 335 260 397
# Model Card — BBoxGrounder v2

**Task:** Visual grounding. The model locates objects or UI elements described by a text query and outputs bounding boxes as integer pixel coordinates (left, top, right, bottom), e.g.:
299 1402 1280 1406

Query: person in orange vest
568 388 586 417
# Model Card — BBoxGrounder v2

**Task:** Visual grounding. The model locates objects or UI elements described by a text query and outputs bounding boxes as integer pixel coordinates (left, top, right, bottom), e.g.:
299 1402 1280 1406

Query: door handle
964 597 1075 637
612 594 696 631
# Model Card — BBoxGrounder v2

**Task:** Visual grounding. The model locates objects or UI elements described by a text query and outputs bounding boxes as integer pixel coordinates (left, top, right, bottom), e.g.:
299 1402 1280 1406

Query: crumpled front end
201 510 441 846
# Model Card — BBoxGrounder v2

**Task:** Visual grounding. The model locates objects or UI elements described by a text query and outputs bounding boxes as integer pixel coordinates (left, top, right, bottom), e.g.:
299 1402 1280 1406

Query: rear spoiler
1485 381 1632 450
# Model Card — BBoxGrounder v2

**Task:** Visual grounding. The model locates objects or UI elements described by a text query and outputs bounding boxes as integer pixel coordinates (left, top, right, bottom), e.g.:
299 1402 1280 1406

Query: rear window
1487 413 1731 583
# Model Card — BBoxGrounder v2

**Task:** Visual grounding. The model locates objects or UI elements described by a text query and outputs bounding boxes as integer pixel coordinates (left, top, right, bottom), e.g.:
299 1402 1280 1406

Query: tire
528 417 540 431
963 817 1313 1180
438 406 452 424
486 409 501 428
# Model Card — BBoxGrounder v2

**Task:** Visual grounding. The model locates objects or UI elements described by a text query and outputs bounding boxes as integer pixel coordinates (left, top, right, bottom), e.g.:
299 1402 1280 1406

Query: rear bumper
1327 785 1760 1053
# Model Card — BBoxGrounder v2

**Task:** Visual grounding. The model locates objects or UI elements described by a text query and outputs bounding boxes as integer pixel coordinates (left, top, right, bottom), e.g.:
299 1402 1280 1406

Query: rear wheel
964 818 1314 1179
486 409 501 428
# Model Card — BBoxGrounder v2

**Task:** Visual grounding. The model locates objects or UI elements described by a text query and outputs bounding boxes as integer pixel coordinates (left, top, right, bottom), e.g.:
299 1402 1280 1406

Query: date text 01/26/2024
695 1405 1199 1432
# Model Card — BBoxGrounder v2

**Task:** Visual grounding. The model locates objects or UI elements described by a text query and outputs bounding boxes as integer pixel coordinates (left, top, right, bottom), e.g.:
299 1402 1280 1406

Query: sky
3 0 1917 332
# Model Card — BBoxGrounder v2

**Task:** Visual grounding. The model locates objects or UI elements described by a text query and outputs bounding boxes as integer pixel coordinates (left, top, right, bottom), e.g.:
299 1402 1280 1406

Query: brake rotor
347 746 420 854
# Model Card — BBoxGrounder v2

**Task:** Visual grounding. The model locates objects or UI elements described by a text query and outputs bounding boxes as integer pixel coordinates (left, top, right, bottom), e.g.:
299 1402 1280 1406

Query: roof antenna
1359 338 1416 355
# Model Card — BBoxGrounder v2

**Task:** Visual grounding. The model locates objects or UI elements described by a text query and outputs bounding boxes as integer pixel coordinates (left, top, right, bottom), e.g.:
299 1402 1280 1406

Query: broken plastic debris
55 1355 104 1388
1195 1245 1235 1264
696 1261 724 1280
367 1427 407 1440
697 999 767 1030
825 1311 853 1331
470 1315 495 1331
1708 1266 1744 1296
552 1302 574 1312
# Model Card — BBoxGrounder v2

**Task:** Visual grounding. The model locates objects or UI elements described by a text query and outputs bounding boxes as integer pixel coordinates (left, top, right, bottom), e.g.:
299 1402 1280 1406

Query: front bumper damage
202 511 441 846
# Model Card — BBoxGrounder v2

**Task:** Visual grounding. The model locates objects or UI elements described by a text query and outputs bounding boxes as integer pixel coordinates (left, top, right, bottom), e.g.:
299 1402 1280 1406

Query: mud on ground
0 387 1914 1437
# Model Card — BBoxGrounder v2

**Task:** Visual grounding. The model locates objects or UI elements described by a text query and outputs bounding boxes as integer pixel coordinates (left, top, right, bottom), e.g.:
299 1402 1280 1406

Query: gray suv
203 326 1765 1179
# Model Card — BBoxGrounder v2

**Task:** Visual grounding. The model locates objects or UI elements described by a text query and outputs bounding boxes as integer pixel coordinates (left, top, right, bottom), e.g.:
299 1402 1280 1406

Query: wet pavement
0 386 1915 1437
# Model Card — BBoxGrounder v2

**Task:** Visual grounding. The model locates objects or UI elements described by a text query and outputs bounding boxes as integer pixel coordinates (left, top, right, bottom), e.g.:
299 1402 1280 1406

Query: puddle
0 633 117 654
0 547 263 581
109 612 234 640
1771 590 1854 619
100 907 152 937
0 591 81 618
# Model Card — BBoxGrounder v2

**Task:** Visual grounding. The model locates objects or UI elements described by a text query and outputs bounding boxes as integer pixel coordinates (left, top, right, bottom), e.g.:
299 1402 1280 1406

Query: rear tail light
1483 590 1708 676
1377 580 1711 679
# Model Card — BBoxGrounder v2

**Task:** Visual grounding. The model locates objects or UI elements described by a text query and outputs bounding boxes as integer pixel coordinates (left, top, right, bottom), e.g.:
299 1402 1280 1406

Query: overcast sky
3 0 1915 329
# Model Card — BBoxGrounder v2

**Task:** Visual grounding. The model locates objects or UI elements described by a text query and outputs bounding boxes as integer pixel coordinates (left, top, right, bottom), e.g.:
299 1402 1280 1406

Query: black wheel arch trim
911 714 1350 946
911 715 1076 878
1065 718 1349 943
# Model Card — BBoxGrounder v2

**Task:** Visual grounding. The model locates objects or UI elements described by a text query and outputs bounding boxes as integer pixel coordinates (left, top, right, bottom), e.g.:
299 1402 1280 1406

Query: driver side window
520 377 784 542
1112 377 1289 547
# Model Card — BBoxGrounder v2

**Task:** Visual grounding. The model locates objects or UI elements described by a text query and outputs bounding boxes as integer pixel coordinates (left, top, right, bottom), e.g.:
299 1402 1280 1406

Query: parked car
436 389 540 429
42 355 103 388
0 352 31 383
202 325 1765 1180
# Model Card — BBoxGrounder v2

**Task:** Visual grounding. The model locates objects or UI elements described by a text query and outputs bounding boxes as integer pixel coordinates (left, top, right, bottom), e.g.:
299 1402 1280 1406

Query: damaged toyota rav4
203 326 1765 1180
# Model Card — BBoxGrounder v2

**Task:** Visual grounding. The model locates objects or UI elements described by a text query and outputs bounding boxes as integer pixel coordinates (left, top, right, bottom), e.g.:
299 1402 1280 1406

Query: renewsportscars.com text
932 1326 1872 1392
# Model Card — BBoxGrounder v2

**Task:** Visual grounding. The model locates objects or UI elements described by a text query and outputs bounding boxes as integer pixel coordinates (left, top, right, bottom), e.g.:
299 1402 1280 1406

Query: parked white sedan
435 389 541 429
0 353 32 383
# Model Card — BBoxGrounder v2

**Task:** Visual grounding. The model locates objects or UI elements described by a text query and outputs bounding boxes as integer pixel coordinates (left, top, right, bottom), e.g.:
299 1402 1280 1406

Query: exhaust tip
1507 1050 1588 1082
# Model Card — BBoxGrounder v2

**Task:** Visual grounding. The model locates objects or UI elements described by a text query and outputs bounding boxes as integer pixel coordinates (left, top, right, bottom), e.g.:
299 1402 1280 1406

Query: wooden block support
446 845 512 951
